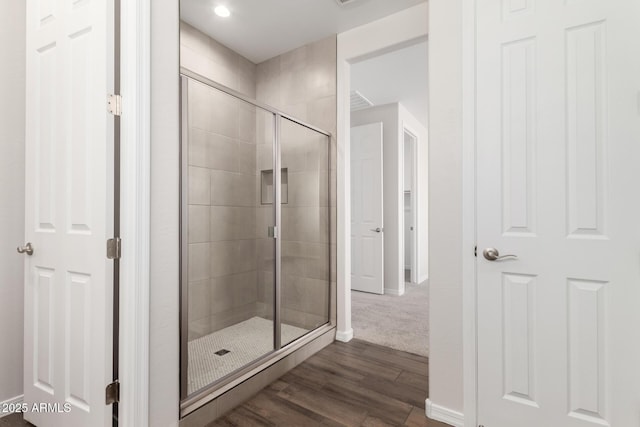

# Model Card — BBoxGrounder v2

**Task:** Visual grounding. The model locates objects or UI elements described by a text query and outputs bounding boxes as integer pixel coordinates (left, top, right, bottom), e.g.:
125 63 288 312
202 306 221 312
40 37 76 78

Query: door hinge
105 380 120 405
474 245 477 257
107 237 122 260
107 94 122 116
268 226 278 239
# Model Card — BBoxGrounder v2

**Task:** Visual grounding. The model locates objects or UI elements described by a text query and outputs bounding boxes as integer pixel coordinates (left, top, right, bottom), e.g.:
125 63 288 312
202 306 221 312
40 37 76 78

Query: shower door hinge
268 226 278 239
107 94 122 116
107 237 122 260
105 380 120 405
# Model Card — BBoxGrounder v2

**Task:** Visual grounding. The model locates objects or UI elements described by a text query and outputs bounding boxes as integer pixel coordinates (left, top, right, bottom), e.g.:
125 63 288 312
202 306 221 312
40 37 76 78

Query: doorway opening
404 129 418 285
347 38 429 356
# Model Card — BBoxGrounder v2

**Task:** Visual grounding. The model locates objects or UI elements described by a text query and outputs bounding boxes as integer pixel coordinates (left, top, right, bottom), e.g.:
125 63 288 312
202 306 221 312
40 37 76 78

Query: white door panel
24 0 114 426
477 1 640 426
351 123 384 294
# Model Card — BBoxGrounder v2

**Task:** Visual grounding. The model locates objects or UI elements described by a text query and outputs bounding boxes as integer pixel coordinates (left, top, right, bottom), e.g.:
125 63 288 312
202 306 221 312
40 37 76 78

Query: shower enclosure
179 69 332 411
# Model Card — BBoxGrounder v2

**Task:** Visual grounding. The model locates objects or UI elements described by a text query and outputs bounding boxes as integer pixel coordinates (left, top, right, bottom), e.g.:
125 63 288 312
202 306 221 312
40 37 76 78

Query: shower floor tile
188 317 309 394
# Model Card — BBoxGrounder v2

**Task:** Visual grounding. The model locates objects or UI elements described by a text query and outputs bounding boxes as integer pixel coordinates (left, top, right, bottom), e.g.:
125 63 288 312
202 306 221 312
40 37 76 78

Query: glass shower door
180 73 332 406
182 78 276 396
278 117 331 346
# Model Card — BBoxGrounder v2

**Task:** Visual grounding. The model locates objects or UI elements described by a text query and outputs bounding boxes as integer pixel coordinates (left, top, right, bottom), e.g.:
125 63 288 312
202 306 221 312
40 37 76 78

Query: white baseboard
0 395 24 419
335 328 353 342
384 287 405 296
419 275 429 284
425 399 464 427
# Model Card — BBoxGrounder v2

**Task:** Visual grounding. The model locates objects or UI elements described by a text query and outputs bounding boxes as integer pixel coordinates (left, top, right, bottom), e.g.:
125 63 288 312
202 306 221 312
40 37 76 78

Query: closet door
476 0 640 426
23 0 115 426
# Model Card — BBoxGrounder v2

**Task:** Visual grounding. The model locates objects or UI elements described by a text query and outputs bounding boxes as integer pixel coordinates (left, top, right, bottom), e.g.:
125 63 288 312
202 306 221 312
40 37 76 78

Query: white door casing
476 1 640 426
403 129 418 283
404 192 412 271
350 123 384 294
24 0 114 426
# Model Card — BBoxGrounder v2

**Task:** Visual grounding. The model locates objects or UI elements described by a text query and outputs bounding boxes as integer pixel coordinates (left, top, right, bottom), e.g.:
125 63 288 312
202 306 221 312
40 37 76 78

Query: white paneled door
351 123 384 294
23 0 115 426
476 0 640 426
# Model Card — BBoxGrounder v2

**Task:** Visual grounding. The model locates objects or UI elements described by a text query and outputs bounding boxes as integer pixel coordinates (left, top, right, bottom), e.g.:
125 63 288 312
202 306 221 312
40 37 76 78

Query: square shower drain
214 349 230 356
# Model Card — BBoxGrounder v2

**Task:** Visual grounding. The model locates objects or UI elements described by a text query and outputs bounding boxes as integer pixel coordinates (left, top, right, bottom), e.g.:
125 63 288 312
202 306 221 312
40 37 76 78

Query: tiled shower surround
181 22 337 342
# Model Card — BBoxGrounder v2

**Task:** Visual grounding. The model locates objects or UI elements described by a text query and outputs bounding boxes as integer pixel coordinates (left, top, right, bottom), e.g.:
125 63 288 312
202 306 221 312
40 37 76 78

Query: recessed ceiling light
214 5 231 18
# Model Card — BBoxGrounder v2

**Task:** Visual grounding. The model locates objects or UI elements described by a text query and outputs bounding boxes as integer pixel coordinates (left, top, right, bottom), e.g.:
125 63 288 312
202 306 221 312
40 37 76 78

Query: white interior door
476 1 640 426
351 123 384 294
23 0 115 426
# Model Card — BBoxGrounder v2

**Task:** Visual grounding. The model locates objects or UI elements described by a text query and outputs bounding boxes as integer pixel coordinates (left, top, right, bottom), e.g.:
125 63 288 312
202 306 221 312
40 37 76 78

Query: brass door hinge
105 380 120 405
107 94 122 116
107 237 122 260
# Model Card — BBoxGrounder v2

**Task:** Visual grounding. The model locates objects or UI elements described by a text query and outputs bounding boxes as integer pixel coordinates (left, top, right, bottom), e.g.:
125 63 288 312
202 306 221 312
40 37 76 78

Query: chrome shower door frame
178 70 333 417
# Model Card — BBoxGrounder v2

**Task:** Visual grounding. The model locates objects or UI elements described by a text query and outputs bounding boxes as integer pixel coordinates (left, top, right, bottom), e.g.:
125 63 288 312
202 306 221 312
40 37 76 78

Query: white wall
0 0 26 405
149 1 180 426
399 104 428 284
427 0 464 416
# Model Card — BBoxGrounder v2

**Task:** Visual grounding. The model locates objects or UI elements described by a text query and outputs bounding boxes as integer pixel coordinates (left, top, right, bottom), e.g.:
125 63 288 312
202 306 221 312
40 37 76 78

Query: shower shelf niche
261 168 288 205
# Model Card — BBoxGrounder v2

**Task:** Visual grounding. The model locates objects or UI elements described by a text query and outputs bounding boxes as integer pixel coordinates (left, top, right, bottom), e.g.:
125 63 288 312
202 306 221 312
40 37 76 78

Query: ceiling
181 0 427 63
351 40 429 127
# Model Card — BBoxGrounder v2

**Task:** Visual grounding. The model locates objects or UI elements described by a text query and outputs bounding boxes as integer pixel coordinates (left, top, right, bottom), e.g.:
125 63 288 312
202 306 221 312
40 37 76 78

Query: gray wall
428 0 464 414
0 0 25 404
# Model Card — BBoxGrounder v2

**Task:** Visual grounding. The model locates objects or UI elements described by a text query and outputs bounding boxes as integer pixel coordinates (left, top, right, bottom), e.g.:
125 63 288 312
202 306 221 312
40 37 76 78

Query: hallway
351 282 429 357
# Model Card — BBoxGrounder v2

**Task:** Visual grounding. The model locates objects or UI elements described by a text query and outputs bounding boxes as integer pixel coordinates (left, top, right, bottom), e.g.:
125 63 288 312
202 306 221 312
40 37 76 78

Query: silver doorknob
483 247 517 261
17 242 34 256
370 227 382 233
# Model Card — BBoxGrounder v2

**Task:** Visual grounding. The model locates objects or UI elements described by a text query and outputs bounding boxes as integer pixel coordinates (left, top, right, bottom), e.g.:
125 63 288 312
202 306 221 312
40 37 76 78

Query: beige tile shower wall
180 22 256 98
255 36 338 330
181 22 260 340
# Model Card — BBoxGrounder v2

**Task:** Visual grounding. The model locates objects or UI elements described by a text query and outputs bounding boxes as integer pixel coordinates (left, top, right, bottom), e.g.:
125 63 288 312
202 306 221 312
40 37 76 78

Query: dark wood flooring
2 340 447 427
0 413 32 427
211 339 449 427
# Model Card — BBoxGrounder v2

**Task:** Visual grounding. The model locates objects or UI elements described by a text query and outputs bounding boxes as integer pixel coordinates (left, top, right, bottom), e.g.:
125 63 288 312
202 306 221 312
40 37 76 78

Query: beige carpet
351 281 429 357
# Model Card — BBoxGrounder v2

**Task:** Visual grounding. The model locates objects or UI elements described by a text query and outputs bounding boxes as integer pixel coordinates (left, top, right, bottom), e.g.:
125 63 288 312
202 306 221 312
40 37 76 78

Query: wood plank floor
0 413 33 427
211 339 449 427
2 340 448 427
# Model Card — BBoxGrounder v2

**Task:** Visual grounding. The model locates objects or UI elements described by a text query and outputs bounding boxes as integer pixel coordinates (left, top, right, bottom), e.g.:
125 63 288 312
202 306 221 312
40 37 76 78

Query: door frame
401 125 419 285
121 2 434 426
336 2 429 342
462 0 478 426
118 0 151 426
